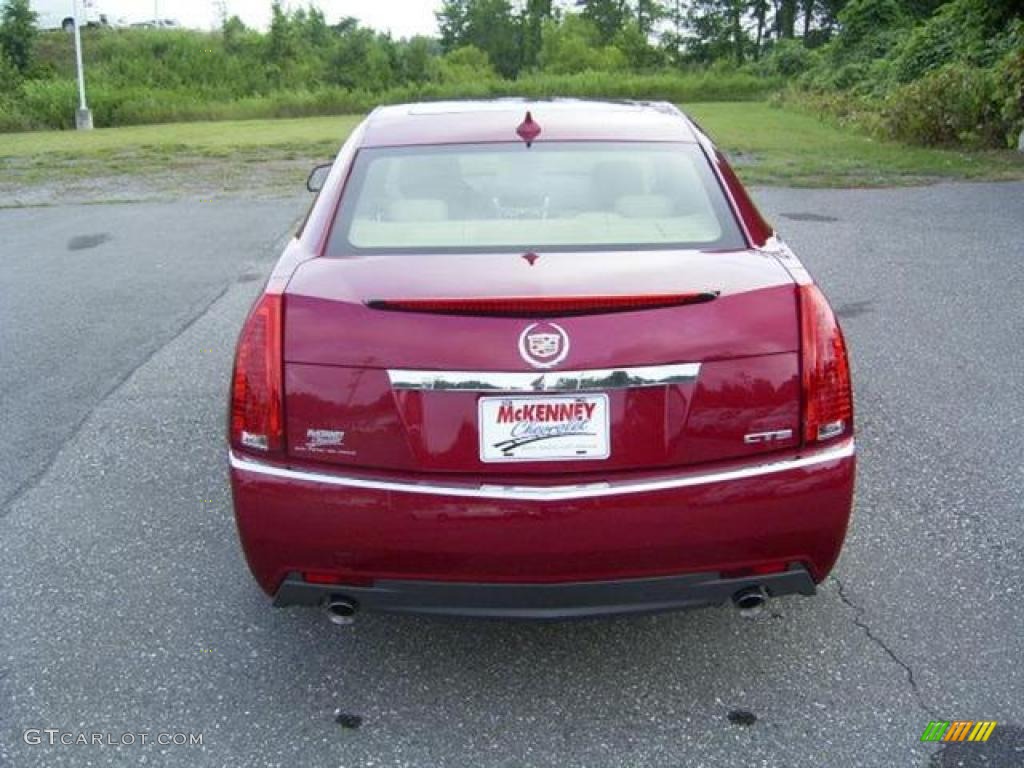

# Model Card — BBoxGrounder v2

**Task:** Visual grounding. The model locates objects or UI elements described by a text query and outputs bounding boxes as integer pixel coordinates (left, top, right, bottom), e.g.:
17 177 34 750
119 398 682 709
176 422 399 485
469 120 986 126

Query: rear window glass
326 142 745 255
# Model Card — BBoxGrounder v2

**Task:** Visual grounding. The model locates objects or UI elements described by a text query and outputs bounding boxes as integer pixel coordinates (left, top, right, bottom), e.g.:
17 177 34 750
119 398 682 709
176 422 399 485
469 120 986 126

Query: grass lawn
1 103 1022 204
0 114 365 159
686 103 1024 186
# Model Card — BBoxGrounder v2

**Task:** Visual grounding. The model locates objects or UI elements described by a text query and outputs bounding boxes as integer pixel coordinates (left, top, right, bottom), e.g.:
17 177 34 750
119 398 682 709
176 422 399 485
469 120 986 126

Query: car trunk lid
282 249 800 474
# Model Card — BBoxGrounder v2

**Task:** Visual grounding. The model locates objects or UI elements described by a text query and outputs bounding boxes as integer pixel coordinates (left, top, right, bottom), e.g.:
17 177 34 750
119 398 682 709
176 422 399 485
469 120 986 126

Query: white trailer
30 0 111 31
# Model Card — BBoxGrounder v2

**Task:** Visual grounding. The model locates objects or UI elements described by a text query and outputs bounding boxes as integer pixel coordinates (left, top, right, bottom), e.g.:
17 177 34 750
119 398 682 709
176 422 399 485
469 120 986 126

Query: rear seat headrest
615 194 674 219
387 199 449 222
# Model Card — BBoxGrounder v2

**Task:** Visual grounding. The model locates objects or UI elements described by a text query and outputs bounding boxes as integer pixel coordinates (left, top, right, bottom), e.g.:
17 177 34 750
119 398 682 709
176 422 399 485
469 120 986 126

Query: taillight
230 293 284 454
799 284 853 444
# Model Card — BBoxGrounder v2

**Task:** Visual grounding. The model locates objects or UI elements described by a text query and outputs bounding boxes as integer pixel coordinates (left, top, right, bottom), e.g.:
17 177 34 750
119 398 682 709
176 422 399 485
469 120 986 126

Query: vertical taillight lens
799 284 853 444
230 293 284 454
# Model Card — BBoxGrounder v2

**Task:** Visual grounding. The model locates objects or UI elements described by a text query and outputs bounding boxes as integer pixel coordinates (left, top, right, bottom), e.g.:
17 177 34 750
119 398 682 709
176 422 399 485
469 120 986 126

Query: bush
760 39 813 77
517 70 775 101
0 47 21 93
772 86 887 136
0 93 33 131
537 15 626 74
790 0 1022 148
882 62 1004 146
799 0 909 93
1 67 780 131
833 0 908 53
3 20 781 133
16 78 79 129
992 22 1024 146
892 0 1008 82
3 1 1018 151
438 45 496 82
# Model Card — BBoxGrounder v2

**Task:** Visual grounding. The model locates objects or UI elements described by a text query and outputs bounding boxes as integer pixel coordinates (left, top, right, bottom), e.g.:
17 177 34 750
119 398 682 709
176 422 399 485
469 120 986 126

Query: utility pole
72 0 93 130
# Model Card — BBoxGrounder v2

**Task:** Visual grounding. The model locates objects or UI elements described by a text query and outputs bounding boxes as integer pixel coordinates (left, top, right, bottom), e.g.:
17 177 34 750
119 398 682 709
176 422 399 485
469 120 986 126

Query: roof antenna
516 111 541 147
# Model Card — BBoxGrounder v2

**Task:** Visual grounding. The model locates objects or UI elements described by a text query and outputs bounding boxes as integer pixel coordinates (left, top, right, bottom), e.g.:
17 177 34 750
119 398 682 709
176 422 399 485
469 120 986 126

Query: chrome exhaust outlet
732 586 769 617
324 597 358 626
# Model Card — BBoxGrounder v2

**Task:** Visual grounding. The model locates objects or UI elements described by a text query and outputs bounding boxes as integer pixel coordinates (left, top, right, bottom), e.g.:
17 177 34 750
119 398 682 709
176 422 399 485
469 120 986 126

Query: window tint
327 142 745 255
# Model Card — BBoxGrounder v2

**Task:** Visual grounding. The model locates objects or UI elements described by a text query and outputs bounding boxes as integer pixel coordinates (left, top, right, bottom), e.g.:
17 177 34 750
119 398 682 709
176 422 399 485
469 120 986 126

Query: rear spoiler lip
365 292 720 318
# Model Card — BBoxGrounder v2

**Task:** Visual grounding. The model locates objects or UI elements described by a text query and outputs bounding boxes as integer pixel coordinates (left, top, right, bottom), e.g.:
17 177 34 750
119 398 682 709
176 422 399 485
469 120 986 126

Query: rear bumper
274 565 816 619
229 439 855 614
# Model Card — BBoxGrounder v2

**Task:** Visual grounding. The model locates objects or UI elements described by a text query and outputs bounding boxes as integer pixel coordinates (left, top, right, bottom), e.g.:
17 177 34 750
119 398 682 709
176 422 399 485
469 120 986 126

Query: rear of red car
228 101 854 620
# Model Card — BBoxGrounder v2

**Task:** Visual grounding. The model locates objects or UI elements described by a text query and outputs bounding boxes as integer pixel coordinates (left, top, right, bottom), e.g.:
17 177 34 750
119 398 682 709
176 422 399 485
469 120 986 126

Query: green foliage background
783 0 1023 147
0 0 1020 148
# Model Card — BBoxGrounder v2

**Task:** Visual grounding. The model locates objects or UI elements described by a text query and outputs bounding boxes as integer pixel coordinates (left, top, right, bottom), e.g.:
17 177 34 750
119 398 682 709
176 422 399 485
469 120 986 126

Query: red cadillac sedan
228 100 854 623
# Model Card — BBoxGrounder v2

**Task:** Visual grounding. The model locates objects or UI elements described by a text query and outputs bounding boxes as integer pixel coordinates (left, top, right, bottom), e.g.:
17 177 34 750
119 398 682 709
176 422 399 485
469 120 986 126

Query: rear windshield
326 142 745 255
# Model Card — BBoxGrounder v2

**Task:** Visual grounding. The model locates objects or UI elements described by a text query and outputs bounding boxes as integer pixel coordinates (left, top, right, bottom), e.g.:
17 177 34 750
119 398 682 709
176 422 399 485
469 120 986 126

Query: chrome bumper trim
387 363 701 393
229 439 854 501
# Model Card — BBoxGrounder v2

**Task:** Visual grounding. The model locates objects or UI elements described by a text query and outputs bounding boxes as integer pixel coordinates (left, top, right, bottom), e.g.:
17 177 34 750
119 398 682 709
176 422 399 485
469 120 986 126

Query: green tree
834 0 905 51
327 26 396 90
266 1 299 63
660 0 688 64
777 0 798 38
578 0 630 44
683 0 750 64
812 0 849 42
614 19 665 68
437 0 521 77
634 0 664 35
468 0 522 77
898 0 947 20
437 0 469 51
520 0 553 69
298 6 330 49
221 14 247 51
725 0 747 62
538 13 626 72
0 46 20 91
438 44 496 81
0 0 37 74
892 0 1020 81
399 36 440 84
751 0 769 57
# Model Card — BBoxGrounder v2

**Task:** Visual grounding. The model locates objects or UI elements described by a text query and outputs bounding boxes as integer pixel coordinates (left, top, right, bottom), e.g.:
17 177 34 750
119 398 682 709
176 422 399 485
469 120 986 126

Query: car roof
358 99 698 148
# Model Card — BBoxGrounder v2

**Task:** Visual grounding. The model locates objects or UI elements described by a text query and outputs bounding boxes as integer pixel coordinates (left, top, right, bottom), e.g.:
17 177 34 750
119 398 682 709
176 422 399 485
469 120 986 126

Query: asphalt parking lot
1 181 1022 767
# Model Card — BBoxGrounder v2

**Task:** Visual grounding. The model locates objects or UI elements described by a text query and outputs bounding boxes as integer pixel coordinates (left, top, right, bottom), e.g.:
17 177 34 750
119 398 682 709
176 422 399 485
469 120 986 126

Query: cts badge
743 429 793 445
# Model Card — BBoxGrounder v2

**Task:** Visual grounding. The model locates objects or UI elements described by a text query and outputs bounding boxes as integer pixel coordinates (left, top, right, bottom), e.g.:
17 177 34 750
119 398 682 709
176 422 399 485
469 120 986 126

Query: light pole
72 0 93 130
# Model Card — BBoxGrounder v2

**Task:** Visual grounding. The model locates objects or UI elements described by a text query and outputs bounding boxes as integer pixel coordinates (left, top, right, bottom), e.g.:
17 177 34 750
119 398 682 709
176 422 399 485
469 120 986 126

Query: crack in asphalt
0 283 231 519
0 219 297 522
833 576 938 718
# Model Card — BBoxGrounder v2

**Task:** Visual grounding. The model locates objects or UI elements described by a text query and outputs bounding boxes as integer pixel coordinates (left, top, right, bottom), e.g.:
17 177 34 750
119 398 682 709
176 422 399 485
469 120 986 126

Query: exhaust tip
325 597 358 626
732 586 768 617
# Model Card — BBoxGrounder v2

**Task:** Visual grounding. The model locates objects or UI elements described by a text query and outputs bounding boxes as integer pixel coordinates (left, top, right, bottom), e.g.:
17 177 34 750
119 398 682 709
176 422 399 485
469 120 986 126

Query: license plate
478 394 610 462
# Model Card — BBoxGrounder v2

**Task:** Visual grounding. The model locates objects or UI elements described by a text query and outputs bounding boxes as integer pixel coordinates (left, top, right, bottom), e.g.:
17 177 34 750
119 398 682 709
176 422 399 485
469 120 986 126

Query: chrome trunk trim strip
387 363 701 393
229 439 854 501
